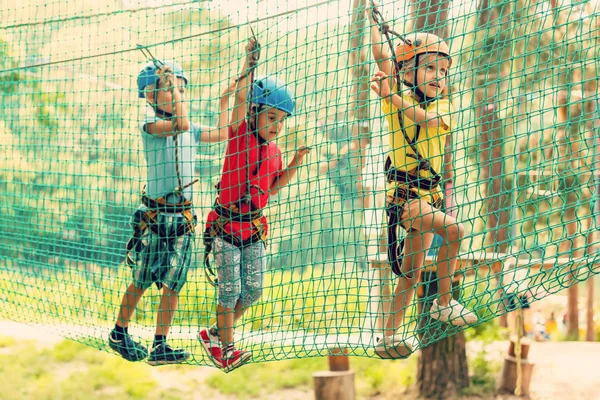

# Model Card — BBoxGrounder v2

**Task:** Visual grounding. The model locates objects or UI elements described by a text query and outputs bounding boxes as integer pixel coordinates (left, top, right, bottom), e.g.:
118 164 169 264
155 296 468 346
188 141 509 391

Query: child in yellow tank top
367 3 477 359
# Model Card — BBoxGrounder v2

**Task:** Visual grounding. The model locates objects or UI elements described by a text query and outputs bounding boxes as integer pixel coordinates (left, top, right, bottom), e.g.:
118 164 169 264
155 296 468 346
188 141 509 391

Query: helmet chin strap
148 93 174 120
250 104 267 144
152 105 174 120
402 55 439 105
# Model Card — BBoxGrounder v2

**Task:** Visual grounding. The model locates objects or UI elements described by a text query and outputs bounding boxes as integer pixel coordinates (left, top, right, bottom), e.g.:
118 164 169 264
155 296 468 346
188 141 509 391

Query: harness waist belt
141 193 193 213
386 167 441 191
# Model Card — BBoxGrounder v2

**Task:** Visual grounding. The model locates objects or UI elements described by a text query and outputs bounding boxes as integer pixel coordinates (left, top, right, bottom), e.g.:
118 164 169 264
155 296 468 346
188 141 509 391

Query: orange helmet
395 33 452 68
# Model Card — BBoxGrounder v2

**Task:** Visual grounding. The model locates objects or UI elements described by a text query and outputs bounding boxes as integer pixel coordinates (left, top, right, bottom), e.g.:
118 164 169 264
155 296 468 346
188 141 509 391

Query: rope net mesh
0 0 599 366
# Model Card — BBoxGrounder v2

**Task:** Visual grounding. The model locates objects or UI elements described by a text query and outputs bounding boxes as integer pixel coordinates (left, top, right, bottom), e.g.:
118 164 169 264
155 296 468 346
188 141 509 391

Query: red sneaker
198 328 221 367
219 348 252 371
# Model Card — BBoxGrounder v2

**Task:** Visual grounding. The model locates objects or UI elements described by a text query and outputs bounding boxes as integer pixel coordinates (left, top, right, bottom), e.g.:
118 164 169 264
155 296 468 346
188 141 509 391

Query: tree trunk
473 0 513 328
348 0 370 173
477 89 510 329
478 95 511 254
417 272 469 397
411 1 469 397
411 0 449 38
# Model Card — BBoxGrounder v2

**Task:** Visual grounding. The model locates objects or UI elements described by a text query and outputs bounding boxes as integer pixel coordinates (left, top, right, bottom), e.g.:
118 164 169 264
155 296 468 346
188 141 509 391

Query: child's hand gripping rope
370 70 392 98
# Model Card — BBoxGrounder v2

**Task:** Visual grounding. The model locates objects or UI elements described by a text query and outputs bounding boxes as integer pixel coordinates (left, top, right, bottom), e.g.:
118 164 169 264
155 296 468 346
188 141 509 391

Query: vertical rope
515 307 523 396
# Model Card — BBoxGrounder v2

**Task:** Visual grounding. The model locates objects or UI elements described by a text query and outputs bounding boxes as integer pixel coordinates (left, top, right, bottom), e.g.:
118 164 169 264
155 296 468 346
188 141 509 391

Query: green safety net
0 0 599 367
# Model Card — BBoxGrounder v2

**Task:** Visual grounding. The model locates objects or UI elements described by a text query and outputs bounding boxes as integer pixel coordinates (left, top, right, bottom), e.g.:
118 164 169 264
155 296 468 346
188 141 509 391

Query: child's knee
446 222 465 243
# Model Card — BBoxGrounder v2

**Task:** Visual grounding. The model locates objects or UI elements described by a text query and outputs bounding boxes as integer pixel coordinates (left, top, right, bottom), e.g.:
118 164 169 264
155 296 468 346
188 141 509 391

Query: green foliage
461 346 502 397
205 355 416 399
465 321 509 343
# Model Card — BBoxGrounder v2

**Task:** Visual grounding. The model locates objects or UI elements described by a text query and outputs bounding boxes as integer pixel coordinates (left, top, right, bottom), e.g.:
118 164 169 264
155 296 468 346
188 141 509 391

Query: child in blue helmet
108 60 235 365
199 38 310 371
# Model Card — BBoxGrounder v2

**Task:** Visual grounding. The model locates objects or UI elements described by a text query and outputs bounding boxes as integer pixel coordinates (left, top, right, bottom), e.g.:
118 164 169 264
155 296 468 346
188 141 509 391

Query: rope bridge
0 0 599 367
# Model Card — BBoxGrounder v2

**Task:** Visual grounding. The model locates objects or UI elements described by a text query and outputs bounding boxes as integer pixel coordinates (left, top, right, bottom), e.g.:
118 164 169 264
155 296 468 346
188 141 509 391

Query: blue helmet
250 76 295 116
137 60 188 98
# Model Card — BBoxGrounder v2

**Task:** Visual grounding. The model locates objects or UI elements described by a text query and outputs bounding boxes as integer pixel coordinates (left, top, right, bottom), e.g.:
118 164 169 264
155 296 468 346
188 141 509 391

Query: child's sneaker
219 348 252 371
374 334 416 359
147 343 190 366
430 299 478 326
198 327 221 367
108 331 148 362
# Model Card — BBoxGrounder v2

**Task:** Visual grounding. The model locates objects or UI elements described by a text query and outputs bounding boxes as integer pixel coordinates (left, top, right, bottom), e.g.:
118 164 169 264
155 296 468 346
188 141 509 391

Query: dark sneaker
108 331 148 362
147 343 190 366
219 348 252 372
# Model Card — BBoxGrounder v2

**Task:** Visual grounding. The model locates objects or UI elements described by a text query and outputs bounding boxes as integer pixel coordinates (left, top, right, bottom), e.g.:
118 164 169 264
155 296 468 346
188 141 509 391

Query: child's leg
426 215 464 306
156 286 179 337
217 305 236 346
214 238 242 347
405 201 475 325
384 229 435 336
110 282 149 361
402 199 464 305
237 240 266 319
120 226 161 327
385 198 463 332
116 283 146 328
155 229 194 338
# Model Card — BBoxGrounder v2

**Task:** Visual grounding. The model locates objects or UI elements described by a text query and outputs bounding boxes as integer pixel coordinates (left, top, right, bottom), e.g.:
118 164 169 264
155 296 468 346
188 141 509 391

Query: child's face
406 54 449 98
254 107 288 142
148 77 186 111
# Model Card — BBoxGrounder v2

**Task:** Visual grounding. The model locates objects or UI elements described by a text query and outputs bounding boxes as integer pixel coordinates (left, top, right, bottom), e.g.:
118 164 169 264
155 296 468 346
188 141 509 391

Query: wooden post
585 97 599 342
328 348 350 371
313 370 355 400
586 278 595 341
497 336 535 396
416 268 469 396
556 93 582 340
314 348 355 400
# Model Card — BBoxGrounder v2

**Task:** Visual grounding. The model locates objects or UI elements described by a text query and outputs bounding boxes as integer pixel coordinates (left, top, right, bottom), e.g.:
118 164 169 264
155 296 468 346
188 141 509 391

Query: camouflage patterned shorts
128 209 196 293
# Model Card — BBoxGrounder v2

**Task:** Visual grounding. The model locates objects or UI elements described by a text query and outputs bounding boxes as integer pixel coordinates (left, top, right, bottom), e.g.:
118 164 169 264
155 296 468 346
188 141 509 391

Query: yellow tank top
381 90 455 205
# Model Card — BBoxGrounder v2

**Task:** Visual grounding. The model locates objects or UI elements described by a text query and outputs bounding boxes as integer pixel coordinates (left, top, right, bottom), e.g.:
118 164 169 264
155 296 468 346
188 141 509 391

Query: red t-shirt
206 120 283 241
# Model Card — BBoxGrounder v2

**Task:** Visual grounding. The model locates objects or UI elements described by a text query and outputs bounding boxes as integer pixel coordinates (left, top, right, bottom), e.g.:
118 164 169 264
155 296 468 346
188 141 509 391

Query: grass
0 333 421 400
0 329 509 400
0 334 201 400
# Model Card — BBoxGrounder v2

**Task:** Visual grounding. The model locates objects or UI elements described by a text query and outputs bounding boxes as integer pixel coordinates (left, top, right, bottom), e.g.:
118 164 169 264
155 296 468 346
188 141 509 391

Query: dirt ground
1 321 599 400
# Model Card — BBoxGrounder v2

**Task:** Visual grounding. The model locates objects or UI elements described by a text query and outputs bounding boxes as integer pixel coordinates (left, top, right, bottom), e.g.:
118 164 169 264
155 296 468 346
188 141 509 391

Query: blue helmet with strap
137 60 188 99
250 76 295 116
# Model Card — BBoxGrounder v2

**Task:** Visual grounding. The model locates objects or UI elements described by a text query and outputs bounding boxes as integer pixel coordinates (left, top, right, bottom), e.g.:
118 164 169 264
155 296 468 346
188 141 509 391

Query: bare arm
370 70 448 129
145 68 191 137
198 79 237 143
367 4 394 82
230 38 259 135
270 147 310 195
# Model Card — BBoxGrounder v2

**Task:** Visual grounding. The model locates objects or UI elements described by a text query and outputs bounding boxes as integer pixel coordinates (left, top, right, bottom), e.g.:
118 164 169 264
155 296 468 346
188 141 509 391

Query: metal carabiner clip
136 44 165 69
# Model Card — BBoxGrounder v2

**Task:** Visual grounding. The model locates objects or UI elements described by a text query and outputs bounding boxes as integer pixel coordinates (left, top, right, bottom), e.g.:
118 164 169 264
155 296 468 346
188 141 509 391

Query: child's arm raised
367 2 394 85
370 71 449 129
144 67 191 137
198 79 237 143
230 38 260 135
269 147 310 196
